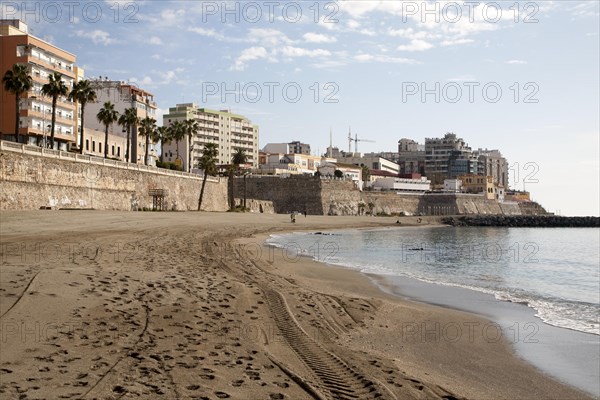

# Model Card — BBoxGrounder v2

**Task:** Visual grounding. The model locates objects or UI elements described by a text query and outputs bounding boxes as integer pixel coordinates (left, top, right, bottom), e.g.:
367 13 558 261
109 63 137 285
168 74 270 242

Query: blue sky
2 1 599 216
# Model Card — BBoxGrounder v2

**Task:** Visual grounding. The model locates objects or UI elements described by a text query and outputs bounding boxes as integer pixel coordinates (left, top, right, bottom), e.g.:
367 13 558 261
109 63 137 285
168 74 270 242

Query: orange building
1 20 78 150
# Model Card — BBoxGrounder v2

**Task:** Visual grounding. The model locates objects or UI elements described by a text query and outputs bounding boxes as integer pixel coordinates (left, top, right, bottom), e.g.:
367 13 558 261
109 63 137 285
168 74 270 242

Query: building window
86 140 89 150
117 147 121 157
99 143 102 153
92 141 95 152
112 145 115 156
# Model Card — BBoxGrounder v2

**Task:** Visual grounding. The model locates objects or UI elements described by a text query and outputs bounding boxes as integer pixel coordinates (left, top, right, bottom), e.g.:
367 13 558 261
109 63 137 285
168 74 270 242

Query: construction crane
348 127 375 153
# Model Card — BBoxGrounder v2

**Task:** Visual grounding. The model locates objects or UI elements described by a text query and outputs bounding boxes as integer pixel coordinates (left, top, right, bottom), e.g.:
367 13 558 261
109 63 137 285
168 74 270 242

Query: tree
2 64 33 144
334 169 344 178
41 72 69 149
139 116 157 166
197 143 219 211
96 101 119 158
229 148 247 209
68 79 96 154
171 120 185 160
155 126 173 164
118 107 138 162
183 119 200 173
361 165 370 182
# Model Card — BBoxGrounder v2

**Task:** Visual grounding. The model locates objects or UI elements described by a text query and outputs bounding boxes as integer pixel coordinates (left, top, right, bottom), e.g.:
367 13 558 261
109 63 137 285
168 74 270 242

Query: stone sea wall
0 149 228 211
234 176 540 217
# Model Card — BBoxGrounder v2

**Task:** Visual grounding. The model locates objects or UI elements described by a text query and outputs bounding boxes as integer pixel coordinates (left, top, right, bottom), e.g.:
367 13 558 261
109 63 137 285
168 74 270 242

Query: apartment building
0 19 77 150
475 148 509 188
263 140 311 155
84 80 158 165
162 104 259 171
425 133 475 184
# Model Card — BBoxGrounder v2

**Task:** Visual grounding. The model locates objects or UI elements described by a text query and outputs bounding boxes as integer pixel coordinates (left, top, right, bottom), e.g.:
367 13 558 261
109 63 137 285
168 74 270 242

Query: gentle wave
266 230 600 336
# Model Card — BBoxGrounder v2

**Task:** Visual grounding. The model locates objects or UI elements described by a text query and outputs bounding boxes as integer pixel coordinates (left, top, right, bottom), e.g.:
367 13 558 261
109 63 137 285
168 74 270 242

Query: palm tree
197 143 218 211
156 126 173 164
41 72 69 149
68 79 96 154
96 101 119 158
171 120 185 161
118 107 138 162
2 64 33 144
231 148 248 209
139 117 157 166
183 119 200 173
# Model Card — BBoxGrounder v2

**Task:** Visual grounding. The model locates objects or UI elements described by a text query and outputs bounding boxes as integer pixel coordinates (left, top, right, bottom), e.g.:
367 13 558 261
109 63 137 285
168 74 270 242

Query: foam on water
266 227 600 336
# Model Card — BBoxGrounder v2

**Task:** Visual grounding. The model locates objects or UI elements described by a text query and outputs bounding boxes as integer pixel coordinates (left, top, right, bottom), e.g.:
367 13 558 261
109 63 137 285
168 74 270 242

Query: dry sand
0 211 592 399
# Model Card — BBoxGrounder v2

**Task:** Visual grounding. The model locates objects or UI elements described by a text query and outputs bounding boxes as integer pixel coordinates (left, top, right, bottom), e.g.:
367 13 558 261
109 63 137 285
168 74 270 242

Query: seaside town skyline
0 1 599 216
1 3 599 400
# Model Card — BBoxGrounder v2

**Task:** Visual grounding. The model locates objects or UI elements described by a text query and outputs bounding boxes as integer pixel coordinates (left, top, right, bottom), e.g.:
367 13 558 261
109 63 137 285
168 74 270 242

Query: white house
371 176 431 193
318 162 363 190
443 179 462 193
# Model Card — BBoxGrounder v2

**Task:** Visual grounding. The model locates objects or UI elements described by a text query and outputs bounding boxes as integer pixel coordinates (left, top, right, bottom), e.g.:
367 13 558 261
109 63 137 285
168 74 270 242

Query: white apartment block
84 80 158 165
162 104 259 171
259 153 324 175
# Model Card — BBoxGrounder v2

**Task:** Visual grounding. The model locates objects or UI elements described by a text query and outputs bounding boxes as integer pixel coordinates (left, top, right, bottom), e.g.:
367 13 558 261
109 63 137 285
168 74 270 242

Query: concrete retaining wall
0 150 228 211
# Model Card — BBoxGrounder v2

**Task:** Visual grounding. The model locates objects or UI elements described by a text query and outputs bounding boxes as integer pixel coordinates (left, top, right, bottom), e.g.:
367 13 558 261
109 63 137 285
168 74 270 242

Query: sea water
266 226 600 395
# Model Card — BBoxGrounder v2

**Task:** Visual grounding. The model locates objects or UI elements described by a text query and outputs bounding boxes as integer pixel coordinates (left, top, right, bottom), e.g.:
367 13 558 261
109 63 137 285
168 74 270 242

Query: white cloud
232 47 269 71
303 32 337 43
131 76 153 86
74 30 115 46
506 60 528 65
280 46 331 58
397 39 433 52
353 53 420 64
359 29 377 36
569 2 600 18
247 28 293 46
448 75 477 82
148 36 162 45
347 19 361 29
188 27 225 41
441 38 474 46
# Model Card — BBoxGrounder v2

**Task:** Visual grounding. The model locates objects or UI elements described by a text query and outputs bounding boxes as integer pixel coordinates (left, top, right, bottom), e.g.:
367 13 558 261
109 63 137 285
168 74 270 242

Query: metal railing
0 140 220 183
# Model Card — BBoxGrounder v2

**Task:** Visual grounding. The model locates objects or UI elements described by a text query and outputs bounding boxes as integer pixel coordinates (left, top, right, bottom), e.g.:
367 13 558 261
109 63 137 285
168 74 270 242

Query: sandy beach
0 211 593 399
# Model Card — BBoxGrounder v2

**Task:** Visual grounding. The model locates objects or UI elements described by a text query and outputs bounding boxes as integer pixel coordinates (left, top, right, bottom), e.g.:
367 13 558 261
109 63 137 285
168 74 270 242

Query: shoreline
258 226 599 398
0 211 594 399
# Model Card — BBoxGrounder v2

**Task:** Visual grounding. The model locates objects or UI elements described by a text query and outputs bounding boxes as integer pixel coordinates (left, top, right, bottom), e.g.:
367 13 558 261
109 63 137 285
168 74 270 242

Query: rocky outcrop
442 215 599 227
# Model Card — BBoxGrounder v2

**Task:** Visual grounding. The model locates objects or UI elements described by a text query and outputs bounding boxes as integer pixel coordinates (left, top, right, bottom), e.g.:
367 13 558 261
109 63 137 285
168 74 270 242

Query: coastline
256 226 599 398
0 211 594 399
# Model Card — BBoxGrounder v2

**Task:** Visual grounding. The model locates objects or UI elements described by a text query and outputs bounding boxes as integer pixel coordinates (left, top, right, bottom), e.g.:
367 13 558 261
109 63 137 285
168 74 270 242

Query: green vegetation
2 64 33 144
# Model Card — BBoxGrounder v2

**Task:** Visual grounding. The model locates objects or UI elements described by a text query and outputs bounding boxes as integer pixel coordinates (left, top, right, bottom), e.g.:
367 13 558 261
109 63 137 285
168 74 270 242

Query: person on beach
290 212 296 223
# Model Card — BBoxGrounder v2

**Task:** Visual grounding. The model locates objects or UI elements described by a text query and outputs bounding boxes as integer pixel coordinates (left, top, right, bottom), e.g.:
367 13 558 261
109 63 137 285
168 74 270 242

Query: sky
2 0 599 216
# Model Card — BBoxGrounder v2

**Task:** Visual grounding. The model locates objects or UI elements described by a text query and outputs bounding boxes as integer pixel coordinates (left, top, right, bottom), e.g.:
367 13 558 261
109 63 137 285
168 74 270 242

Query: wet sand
0 211 593 399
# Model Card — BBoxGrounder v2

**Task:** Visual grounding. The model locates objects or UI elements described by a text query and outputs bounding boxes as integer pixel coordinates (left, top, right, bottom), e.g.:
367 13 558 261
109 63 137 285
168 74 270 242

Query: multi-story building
459 174 504 200
398 138 422 152
83 126 128 160
162 104 259 171
259 153 323 175
1 19 77 150
447 149 479 179
474 148 509 188
263 141 311 155
84 80 158 165
337 154 400 174
425 133 473 184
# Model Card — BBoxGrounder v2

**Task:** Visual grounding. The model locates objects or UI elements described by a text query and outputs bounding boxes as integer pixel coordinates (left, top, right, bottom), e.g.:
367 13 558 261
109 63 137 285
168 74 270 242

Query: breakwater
442 215 599 227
